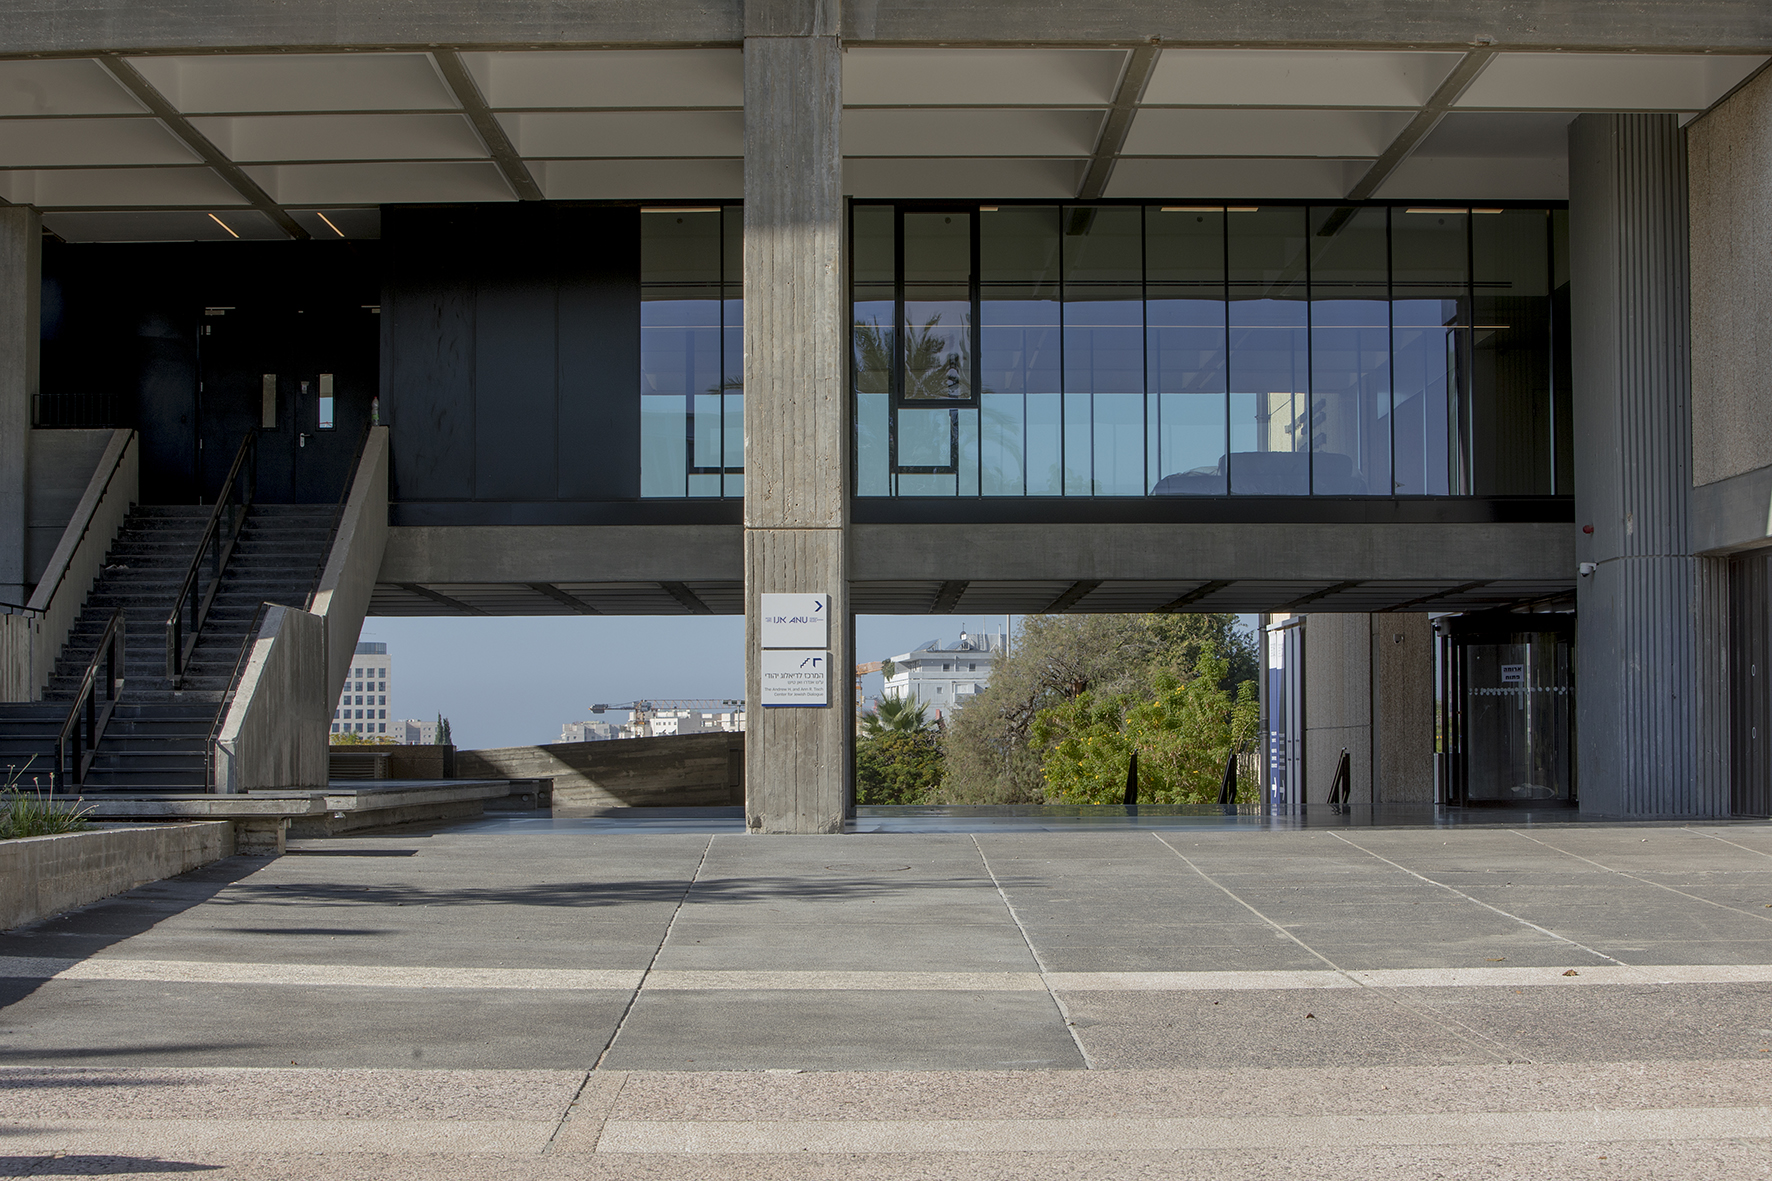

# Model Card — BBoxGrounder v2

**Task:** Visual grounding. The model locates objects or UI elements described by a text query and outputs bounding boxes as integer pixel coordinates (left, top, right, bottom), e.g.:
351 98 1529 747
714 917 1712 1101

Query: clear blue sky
365 613 1258 750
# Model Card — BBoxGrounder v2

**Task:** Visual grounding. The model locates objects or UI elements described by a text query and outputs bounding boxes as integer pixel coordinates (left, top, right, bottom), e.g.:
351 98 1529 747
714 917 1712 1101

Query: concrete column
1303 612 1435 805
1569 114 1718 816
742 0 850 833
0 206 41 605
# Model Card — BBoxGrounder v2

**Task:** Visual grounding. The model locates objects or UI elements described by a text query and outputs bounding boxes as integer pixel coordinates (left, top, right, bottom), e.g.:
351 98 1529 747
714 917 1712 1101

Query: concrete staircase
0 503 340 792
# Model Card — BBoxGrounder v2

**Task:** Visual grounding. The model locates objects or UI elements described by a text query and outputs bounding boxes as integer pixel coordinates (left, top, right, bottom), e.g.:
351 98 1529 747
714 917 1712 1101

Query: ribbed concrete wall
1569 114 1719 816
458 733 744 810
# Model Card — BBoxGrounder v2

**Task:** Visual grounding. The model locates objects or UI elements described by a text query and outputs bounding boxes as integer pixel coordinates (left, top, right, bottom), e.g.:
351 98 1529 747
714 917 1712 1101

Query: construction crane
855 661 885 711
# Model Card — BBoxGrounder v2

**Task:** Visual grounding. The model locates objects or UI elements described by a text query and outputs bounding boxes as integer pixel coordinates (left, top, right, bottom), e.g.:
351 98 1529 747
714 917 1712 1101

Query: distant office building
333 642 390 736
625 708 746 739
398 719 438 745
881 633 1006 717
559 720 621 743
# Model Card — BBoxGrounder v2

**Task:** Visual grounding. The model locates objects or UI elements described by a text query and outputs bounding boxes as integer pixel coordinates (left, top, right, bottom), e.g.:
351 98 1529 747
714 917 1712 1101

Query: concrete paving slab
1058 987 1502 1069
652 918 1037 972
599 990 1084 1072
0 981 630 1070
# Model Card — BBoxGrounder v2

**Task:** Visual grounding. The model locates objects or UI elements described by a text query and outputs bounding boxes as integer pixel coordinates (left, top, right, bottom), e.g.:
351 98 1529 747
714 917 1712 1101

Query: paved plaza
2 818 1771 1177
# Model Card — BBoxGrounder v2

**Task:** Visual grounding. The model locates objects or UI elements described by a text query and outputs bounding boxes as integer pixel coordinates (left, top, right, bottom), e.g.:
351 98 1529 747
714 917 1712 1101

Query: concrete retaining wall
0 821 234 931
458 733 744 809
213 605 330 792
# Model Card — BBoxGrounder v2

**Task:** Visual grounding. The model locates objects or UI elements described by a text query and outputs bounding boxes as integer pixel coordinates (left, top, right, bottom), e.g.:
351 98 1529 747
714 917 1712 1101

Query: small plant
0 757 94 840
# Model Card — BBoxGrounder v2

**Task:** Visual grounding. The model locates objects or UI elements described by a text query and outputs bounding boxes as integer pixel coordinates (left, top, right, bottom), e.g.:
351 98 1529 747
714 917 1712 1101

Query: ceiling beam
398 583 487 615
528 582 601 615
1340 48 1497 204
97 55 308 241
1377 580 1492 612
661 581 713 615
1046 580 1103 613
432 49 545 202
1158 581 1231 612
931 581 968 613
1076 43 1161 201
1272 580 1363 613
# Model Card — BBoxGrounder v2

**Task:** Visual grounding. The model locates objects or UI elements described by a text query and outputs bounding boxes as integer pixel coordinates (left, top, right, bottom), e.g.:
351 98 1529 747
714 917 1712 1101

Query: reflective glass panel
1471 208 1552 495
1309 206 1390 495
1147 206 1227 495
1064 206 1144 496
641 208 739 497
1228 207 1309 495
902 212 972 402
1392 208 1469 495
980 205 1060 496
853 204 895 496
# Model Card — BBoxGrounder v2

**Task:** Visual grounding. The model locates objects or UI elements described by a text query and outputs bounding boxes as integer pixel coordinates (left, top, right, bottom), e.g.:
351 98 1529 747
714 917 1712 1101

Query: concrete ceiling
0 47 1760 242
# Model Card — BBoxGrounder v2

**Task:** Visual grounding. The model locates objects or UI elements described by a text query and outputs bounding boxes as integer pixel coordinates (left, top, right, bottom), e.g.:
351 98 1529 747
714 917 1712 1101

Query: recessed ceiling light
641 206 721 214
316 211 347 238
207 213 240 239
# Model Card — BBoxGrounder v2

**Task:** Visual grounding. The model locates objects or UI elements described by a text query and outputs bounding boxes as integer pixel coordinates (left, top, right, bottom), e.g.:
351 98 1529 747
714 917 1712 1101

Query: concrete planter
0 821 235 931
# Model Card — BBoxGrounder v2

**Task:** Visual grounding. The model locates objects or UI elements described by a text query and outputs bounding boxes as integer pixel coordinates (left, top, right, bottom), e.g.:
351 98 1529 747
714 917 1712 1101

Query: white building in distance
559 720 621 743
333 642 390 737
397 719 438 745
881 632 1007 718
629 708 746 738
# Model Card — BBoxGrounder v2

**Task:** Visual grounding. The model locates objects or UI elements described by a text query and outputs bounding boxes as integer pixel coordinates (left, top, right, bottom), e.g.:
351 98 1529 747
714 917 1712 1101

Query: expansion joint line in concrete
1324 832 1630 966
1510 829 1772 927
589 835 714 1074
1152 833 1523 1065
1681 827 1772 860
971 836 1094 1069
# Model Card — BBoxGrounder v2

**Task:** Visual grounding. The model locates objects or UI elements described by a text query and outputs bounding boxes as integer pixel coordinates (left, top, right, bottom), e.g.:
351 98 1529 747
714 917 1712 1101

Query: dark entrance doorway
197 298 378 504
1729 552 1772 818
1439 612 1575 807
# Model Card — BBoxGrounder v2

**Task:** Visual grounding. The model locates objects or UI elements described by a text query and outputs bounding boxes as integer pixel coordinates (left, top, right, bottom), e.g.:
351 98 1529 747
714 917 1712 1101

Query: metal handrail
165 433 257 686
29 429 136 616
56 607 125 791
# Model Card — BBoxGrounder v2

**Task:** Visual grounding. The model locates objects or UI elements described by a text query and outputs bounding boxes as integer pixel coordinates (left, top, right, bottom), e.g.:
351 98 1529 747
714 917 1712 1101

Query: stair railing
166 433 256 687
55 607 125 791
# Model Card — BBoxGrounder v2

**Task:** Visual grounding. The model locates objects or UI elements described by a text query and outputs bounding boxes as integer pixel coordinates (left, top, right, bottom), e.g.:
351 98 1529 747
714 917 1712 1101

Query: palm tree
862 695 931 739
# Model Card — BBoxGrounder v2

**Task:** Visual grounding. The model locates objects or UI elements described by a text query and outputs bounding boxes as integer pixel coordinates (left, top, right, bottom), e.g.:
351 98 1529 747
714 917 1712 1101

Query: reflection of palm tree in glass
853 315 1027 486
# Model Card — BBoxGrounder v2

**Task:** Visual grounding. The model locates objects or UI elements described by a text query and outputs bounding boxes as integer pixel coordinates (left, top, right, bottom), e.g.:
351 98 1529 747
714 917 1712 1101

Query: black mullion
1222 207 1232 496
1463 207 1476 496
1386 205 1396 500
1141 203 1150 496
892 203 903 494
1304 205 1314 497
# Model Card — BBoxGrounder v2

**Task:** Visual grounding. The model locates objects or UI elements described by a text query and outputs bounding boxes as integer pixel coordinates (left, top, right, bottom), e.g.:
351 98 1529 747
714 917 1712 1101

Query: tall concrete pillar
1569 114 1719 816
742 0 850 832
1302 612 1435 805
0 206 41 605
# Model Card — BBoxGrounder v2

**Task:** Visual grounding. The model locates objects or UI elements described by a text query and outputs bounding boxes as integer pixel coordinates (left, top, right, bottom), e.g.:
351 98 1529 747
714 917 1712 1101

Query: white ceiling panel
1145 49 1462 109
1376 157 1569 200
191 114 487 163
500 111 743 158
0 118 197 168
243 162 514 204
44 209 283 242
125 53 458 114
843 109 1103 158
290 208 382 238
843 157 1084 199
1124 109 1413 158
0 59 144 116
463 49 744 110
0 166 247 207
1105 158 1368 200
1458 52 1767 111
536 158 743 200
1416 112 1575 158
844 49 1125 107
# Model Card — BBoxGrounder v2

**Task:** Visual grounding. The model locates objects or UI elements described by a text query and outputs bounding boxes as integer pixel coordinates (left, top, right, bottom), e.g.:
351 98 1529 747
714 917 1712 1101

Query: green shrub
0 760 94 839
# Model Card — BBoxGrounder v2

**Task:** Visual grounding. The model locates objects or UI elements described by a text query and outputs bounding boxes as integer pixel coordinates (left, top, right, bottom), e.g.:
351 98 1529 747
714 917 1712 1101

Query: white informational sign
760 649 830 707
1500 664 1525 686
760 594 829 649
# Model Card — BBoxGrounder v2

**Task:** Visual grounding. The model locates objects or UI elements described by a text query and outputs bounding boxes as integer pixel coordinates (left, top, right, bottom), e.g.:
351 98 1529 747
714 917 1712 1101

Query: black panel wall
41 241 381 505
382 205 658 522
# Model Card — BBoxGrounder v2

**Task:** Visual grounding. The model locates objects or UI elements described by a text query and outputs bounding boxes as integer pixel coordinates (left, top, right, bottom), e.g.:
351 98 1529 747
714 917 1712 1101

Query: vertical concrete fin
1571 113 1716 817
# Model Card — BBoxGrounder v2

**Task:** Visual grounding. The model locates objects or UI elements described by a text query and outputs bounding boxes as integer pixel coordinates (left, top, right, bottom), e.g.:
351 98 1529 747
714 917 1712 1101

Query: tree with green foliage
938 613 1258 804
854 729 944 806
1032 645 1260 805
437 714 453 746
861 694 930 739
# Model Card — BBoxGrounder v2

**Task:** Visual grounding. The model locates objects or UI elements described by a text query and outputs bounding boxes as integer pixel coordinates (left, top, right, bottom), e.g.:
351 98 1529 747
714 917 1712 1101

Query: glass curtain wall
641 207 743 497
853 202 1567 499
